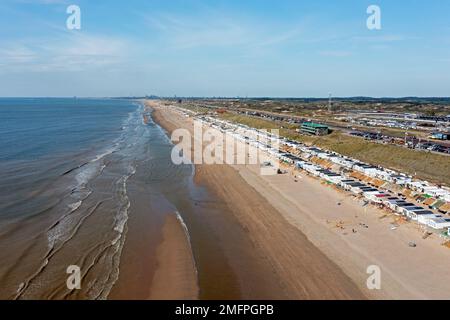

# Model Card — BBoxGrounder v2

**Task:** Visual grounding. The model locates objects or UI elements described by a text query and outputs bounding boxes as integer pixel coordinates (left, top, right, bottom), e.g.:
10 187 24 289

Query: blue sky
1 0 450 97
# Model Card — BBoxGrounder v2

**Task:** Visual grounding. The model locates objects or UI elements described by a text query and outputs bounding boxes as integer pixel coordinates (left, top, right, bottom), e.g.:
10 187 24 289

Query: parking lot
349 130 450 155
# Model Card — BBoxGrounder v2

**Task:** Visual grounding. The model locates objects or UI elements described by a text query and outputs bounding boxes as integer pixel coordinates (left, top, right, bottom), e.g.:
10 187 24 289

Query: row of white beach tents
194 113 450 231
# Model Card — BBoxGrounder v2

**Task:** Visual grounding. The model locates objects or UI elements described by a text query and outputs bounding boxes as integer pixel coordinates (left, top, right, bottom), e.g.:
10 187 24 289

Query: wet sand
150 101 366 300
151 100 450 300
152 107 290 299
148 213 199 300
107 172 167 300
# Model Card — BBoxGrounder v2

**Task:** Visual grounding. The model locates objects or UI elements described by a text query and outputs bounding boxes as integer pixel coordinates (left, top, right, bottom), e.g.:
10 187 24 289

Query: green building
301 122 329 136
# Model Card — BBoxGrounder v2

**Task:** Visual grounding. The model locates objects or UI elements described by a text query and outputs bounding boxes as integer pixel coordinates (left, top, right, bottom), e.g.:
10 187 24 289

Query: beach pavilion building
300 122 329 136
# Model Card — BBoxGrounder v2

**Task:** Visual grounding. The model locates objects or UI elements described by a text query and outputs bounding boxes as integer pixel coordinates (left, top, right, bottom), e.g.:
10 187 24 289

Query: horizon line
1 96 450 100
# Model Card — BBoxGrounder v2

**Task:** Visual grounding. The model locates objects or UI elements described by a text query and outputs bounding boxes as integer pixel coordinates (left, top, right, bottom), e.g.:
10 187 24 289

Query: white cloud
143 11 304 50
0 44 37 63
0 33 130 73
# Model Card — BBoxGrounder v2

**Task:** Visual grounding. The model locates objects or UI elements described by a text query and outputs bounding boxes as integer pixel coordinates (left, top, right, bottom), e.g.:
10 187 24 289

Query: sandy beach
149 100 450 300
150 101 366 300
3 1 450 305
148 213 199 300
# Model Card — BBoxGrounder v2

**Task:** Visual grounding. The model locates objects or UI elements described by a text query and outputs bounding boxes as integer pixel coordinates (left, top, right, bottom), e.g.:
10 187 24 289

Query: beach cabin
394 202 416 215
427 217 450 230
383 197 401 210
323 173 344 184
390 200 409 207
391 174 412 185
365 192 390 204
411 211 436 224
295 160 307 169
339 179 355 187
361 188 380 198
302 163 322 176
360 186 379 192
282 154 302 164
339 179 358 190
332 157 355 168
418 213 440 225
348 182 369 194
403 206 427 219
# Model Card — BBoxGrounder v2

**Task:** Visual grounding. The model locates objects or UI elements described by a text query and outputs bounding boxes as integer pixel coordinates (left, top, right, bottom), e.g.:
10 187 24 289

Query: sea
0 98 197 299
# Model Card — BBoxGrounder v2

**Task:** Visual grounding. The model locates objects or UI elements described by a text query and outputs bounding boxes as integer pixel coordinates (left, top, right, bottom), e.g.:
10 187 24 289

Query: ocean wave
8 102 149 300
68 201 82 212
12 103 151 299
174 210 198 277
75 162 101 189
15 201 104 299
111 164 135 244
90 148 116 163
93 164 136 300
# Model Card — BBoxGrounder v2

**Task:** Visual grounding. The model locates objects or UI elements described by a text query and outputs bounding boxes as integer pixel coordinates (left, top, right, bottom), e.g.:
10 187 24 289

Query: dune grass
220 113 450 186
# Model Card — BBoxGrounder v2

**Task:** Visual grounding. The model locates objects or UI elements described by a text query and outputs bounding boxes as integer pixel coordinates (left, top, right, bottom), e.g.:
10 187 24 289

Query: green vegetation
220 113 450 186
179 104 211 114
221 113 297 130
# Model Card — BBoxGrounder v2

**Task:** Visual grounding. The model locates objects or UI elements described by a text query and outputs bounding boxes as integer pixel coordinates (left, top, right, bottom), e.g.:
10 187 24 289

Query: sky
1 0 450 97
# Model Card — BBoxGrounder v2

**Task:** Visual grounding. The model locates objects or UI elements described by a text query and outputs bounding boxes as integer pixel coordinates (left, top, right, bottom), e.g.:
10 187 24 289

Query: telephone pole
328 93 332 112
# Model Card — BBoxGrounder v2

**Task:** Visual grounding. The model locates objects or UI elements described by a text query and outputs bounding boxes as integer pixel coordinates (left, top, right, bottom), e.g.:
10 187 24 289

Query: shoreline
149 100 450 299
150 101 367 299
152 103 289 299
108 104 200 300
148 213 199 300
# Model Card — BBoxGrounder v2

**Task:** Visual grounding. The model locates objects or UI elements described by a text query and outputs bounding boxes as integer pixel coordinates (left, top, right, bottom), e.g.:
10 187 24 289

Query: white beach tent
427 217 450 230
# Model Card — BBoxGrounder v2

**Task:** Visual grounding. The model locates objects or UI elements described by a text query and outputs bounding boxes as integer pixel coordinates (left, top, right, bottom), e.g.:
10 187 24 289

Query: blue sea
0 98 197 299
0 98 136 162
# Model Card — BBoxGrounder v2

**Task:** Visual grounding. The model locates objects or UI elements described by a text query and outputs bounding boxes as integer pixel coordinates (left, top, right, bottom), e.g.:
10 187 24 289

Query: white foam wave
75 163 99 188
174 211 198 276
68 201 82 212
90 148 115 163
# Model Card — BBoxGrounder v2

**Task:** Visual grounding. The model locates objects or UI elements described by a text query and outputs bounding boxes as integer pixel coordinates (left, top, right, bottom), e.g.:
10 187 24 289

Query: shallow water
0 98 196 299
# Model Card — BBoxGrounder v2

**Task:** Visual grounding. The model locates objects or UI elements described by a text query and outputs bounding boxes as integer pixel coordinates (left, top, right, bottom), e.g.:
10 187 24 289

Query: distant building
301 122 329 136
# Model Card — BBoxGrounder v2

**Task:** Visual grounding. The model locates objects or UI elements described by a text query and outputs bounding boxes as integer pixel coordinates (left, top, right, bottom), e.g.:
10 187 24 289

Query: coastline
149 100 450 300
152 103 289 299
150 101 366 299
108 103 200 300
148 213 199 300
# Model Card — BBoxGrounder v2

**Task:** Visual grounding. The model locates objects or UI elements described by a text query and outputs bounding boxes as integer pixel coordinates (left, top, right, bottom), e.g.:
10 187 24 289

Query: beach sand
238 164 450 299
150 101 366 300
148 213 199 300
149 100 450 300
